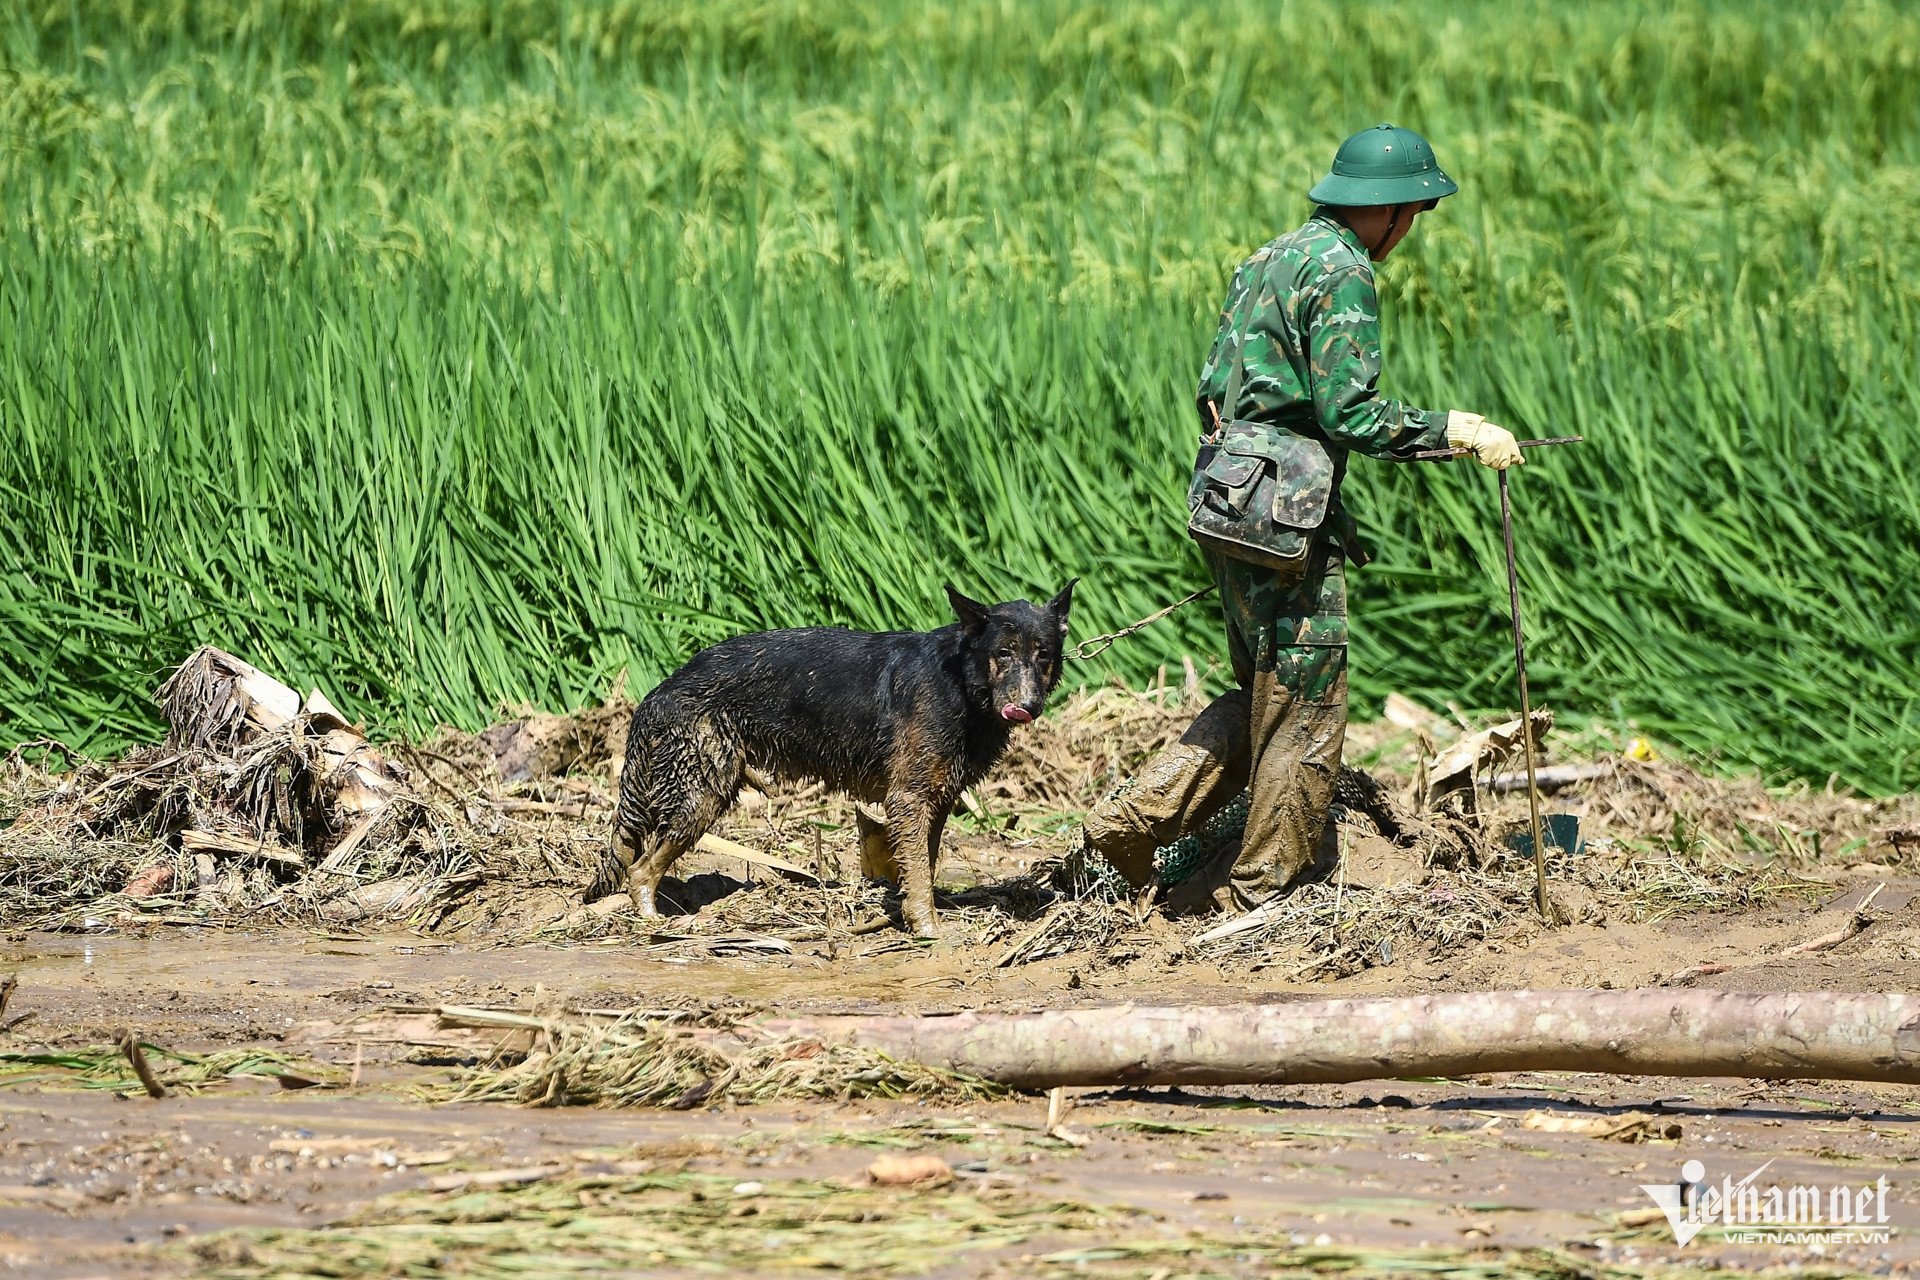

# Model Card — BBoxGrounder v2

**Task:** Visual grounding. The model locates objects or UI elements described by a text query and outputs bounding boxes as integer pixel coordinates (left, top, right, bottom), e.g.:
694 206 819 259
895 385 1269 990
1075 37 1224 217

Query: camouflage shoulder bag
1185 288 1335 574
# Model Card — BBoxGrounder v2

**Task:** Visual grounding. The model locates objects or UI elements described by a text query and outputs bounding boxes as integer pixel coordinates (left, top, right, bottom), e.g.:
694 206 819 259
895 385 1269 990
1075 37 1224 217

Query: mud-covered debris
6 671 1916 960
1521 1110 1682 1142
0 651 602 932
478 706 628 785
866 1154 954 1186
1426 708 1553 806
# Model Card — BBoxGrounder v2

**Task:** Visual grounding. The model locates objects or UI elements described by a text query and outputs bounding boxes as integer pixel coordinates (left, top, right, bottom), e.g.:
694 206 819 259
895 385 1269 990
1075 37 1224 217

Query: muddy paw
907 913 941 940
627 884 665 917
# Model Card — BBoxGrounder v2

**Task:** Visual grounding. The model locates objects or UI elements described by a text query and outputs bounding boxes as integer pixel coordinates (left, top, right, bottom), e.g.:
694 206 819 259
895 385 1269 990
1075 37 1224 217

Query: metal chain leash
1068 583 1218 662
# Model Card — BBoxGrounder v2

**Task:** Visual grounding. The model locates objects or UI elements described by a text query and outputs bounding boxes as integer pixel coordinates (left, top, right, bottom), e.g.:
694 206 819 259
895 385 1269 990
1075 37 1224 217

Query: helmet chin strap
1371 203 1408 259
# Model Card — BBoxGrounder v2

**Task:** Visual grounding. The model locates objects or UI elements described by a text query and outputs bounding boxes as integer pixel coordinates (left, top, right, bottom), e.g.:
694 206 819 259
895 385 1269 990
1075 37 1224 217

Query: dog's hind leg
623 713 744 916
855 804 898 882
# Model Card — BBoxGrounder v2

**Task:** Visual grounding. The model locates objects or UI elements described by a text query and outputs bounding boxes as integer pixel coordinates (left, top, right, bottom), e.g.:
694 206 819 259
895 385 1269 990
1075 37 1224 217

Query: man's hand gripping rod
1423 433 1583 923
1408 434 1583 462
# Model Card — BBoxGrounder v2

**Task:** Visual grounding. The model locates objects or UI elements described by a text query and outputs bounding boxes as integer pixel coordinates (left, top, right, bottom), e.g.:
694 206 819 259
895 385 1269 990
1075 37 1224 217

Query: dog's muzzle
999 704 1034 724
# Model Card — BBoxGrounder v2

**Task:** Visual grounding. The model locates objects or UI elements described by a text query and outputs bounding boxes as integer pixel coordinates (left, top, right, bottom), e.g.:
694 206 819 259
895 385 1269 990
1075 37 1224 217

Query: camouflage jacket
1196 212 1448 470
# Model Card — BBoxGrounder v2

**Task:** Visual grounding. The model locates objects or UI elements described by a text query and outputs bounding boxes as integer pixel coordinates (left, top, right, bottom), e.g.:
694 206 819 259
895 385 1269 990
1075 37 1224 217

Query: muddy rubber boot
1080 688 1253 888
1223 664 1348 910
1161 839 1240 916
1306 813 1342 881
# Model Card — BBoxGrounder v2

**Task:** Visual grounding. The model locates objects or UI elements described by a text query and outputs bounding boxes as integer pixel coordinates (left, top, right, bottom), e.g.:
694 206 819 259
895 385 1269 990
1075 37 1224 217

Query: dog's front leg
626 838 666 917
925 805 949 879
885 791 940 938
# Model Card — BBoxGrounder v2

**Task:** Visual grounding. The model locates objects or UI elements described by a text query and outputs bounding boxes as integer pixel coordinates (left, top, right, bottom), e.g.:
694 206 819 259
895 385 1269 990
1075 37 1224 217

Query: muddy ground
6 871 1920 1277
5 687 1920 1277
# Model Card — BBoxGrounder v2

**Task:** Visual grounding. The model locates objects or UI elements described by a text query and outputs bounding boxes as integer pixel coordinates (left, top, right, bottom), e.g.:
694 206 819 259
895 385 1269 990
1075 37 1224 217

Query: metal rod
1410 434 1584 462
1499 469 1553 923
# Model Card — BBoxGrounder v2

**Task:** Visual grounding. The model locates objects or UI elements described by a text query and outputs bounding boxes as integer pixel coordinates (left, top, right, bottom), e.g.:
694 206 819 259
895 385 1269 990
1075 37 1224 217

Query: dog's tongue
1000 704 1033 724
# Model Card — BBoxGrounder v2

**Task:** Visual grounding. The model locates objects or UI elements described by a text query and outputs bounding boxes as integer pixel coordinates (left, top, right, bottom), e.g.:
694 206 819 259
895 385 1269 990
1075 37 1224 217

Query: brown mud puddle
5 888 1920 1277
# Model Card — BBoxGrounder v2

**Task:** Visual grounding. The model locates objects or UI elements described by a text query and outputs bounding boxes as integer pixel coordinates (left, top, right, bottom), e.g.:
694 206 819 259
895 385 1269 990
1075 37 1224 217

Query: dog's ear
1046 579 1077 638
945 584 990 633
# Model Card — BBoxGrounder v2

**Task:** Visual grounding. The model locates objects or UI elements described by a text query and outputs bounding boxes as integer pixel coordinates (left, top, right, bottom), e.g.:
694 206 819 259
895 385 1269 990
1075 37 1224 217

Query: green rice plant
2 0 1917 791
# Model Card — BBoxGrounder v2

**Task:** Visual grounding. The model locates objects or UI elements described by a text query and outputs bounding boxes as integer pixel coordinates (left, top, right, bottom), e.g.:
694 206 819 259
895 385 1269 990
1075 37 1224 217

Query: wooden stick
427 1165 565 1194
1776 916 1870 957
1498 469 1552 922
760 990 1920 1088
179 829 306 867
695 833 820 885
490 797 600 817
1044 1085 1086 1146
1332 828 1348 928
1192 898 1283 946
116 1030 167 1098
992 904 1064 968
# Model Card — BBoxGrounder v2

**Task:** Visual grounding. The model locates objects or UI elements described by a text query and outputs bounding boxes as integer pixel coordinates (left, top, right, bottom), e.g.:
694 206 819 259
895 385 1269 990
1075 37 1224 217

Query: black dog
590 582 1075 936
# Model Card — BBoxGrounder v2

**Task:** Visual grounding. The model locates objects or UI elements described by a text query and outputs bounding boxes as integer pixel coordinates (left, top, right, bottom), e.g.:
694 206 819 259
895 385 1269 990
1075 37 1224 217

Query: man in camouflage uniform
1084 124 1523 913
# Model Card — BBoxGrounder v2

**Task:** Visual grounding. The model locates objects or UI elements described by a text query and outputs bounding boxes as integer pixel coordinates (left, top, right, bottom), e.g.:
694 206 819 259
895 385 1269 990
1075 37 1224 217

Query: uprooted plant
0 648 491 929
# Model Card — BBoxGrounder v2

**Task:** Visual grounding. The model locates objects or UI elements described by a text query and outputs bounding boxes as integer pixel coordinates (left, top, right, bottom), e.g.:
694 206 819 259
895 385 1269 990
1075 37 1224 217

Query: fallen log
764 990 1920 1089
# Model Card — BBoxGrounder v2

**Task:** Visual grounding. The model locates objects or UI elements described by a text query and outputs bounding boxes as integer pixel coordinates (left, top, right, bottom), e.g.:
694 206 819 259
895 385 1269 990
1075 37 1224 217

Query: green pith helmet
1308 124 1458 207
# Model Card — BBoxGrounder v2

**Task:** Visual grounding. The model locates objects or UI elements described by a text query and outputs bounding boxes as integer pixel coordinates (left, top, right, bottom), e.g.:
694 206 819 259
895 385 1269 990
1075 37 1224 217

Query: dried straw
438 1010 1007 1109
184 1165 1625 1280
4 681 1909 955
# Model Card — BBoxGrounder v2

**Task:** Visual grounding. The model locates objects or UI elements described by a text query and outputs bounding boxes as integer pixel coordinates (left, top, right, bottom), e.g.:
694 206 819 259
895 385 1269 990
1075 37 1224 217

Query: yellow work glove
1445 411 1524 470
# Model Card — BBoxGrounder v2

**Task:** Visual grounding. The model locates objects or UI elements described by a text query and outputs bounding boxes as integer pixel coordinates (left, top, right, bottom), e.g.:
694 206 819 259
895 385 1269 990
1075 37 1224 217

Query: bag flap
1219 421 1335 529
1200 449 1263 489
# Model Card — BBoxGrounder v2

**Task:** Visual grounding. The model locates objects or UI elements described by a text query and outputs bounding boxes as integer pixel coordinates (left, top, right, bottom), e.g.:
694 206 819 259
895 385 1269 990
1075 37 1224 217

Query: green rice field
3 0 1918 790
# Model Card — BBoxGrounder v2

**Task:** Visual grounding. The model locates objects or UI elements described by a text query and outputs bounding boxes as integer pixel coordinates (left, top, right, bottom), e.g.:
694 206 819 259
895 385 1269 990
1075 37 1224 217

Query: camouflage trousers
1084 541 1347 913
